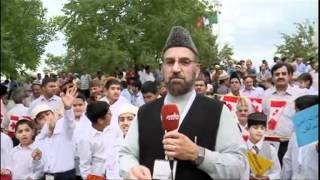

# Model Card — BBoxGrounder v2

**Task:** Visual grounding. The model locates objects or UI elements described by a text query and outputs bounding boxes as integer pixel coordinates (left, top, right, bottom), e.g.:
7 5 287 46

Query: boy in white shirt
246 112 281 180
282 95 318 179
0 132 13 178
34 86 78 179
78 101 113 180
6 119 43 179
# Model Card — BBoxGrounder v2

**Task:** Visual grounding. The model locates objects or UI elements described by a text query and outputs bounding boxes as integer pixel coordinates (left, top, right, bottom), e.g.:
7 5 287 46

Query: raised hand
61 86 78 109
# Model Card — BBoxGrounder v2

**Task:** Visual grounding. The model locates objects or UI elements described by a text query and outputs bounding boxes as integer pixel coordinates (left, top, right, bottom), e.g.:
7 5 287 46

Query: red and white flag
7 115 32 133
222 95 239 113
249 97 263 112
267 100 287 130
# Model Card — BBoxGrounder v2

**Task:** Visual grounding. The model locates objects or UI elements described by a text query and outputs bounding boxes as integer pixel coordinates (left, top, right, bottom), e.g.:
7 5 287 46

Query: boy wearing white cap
118 104 138 138
33 86 78 179
103 104 138 180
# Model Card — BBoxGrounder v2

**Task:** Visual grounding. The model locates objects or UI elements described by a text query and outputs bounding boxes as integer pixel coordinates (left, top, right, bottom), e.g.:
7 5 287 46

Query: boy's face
236 107 249 125
98 110 112 130
35 110 55 130
248 124 266 143
118 112 135 137
15 124 34 146
142 92 158 103
73 98 85 118
298 80 309 89
105 84 121 102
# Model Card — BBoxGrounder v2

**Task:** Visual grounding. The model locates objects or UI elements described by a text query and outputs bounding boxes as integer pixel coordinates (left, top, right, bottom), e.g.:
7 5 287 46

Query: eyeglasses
237 109 248 112
163 58 197 67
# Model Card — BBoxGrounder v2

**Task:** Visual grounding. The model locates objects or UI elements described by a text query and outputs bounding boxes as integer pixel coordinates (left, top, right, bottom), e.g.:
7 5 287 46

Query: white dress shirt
78 126 119 179
262 86 307 138
72 113 92 176
1 132 13 169
282 132 318 179
28 95 64 116
8 143 44 179
35 109 76 173
240 86 264 98
121 89 145 107
119 90 247 179
247 139 281 179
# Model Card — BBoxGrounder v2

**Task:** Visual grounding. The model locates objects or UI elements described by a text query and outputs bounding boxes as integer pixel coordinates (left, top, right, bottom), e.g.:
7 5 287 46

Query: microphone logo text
166 113 180 121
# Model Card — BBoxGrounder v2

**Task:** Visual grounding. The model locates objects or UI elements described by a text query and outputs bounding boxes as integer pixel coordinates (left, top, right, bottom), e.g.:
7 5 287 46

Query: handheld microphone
161 104 180 180
161 104 180 132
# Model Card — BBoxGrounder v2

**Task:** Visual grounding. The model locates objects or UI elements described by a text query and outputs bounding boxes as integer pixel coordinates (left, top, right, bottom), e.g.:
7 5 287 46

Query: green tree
1 0 55 77
44 53 67 73
276 20 318 62
57 0 228 74
217 43 234 64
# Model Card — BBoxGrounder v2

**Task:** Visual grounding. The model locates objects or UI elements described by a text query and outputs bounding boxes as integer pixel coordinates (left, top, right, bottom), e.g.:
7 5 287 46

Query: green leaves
1 0 54 77
59 0 225 73
276 20 318 62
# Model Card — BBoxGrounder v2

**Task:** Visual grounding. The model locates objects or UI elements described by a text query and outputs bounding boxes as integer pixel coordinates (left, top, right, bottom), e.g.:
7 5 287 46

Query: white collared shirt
78 126 119 179
262 86 307 138
246 139 281 179
35 109 76 173
240 86 264 98
282 132 318 179
28 95 64 116
121 89 145 107
73 113 92 176
1 132 13 169
8 143 44 179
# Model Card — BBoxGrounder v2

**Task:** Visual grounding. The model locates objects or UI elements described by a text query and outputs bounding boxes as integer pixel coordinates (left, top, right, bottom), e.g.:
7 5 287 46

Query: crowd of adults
0 25 318 180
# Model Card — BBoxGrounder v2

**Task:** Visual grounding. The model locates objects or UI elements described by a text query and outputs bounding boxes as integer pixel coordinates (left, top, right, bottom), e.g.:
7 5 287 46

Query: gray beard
166 78 195 96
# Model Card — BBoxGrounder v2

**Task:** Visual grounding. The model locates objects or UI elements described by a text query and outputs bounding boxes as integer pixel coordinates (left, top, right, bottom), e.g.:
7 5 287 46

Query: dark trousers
278 141 289 166
42 169 76 180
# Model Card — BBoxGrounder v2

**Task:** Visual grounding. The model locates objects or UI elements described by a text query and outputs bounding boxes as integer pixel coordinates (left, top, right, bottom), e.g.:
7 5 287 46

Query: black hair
0 84 8 96
230 72 241 84
270 62 293 76
295 95 318 111
247 112 267 128
15 119 35 133
105 78 120 89
86 101 110 124
141 81 158 94
76 93 86 102
41 77 57 87
128 77 142 90
297 73 313 87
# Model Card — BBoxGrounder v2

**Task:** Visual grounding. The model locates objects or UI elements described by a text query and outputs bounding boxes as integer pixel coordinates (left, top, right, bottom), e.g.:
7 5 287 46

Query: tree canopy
56 0 228 74
1 0 55 77
276 20 318 63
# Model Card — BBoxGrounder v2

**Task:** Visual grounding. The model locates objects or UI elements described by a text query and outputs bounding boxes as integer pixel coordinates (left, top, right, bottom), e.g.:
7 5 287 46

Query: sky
38 0 318 73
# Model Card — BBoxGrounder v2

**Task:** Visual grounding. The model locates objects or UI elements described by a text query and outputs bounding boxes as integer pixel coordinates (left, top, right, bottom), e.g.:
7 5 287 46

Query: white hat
218 73 230 81
31 104 52 119
119 104 138 116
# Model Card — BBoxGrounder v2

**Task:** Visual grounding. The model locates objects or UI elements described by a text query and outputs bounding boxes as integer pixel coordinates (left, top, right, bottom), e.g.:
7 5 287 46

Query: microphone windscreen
161 104 180 131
